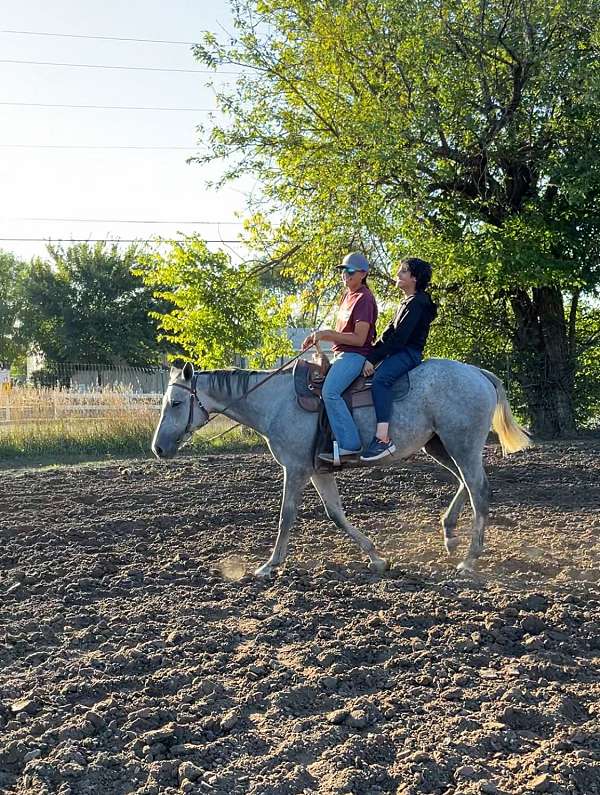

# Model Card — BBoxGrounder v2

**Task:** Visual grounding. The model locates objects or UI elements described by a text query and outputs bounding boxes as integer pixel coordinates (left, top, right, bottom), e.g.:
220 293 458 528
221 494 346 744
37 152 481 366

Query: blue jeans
371 347 422 423
322 352 366 451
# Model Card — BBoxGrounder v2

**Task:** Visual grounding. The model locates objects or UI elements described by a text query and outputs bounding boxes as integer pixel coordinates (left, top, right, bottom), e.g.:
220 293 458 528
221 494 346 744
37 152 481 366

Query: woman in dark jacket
360 257 437 461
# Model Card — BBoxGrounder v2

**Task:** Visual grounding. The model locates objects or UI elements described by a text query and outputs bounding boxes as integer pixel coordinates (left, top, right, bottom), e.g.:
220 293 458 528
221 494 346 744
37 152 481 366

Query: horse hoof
369 557 389 574
457 559 476 575
444 535 460 555
255 563 274 578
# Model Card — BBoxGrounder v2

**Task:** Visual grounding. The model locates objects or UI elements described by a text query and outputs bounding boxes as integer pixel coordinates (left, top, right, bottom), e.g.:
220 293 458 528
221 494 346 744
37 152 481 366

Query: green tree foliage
20 242 167 365
194 0 600 435
0 250 27 366
573 301 600 425
134 236 293 368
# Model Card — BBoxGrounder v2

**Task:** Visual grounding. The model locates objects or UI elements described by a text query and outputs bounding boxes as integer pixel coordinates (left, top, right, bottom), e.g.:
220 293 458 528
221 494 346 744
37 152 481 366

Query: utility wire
0 238 243 243
0 29 201 46
0 144 196 150
0 58 240 75
5 217 243 224
0 101 214 111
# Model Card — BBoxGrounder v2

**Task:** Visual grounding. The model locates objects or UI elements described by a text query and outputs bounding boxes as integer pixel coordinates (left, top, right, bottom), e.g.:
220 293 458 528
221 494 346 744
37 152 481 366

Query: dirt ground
0 435 599 795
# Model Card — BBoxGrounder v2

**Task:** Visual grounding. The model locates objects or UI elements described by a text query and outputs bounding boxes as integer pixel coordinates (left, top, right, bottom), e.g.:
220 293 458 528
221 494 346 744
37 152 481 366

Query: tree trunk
510 286 577 438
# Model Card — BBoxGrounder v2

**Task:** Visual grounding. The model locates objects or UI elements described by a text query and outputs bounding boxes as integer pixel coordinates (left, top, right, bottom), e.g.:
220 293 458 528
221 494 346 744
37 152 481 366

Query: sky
0 0 252 263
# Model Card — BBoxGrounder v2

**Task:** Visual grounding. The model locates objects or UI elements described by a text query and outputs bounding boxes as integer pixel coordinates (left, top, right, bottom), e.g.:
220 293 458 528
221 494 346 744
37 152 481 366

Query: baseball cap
337 251 370 272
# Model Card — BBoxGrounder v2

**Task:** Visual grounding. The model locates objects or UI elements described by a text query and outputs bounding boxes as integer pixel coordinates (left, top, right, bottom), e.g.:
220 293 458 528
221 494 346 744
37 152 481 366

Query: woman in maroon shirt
302 252 378 462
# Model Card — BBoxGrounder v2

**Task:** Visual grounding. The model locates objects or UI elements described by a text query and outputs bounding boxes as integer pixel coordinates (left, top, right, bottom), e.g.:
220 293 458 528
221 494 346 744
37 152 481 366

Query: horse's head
152 362 210 460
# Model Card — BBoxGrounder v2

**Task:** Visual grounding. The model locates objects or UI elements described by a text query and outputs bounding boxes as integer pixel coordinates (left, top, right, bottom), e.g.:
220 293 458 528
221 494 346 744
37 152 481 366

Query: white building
235 327 334 369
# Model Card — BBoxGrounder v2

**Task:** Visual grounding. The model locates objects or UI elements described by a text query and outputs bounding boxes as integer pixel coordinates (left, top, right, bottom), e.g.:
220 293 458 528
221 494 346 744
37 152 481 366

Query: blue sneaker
360 437 396 461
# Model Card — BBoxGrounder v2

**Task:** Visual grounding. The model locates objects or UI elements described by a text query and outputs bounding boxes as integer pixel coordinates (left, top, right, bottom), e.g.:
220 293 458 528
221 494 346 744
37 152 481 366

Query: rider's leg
321 352 366 452
371 348 422 441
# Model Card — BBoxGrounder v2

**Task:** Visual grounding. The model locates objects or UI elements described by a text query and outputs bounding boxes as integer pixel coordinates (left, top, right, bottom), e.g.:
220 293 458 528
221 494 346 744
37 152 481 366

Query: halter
169 373 209 438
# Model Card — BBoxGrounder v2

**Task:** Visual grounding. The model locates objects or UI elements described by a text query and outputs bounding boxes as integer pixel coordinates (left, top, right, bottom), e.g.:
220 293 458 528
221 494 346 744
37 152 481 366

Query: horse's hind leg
311 472 389 573
255 467 310 577
458 462 489 572
440 444 489 573
424 435 467 555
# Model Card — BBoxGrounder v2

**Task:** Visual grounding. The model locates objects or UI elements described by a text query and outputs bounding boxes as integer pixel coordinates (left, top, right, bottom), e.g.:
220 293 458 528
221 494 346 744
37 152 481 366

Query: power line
0 238 244 244
0 29 200 46
0 58 240 75
5 217 243 224
0 144 196 150
0 101 214 111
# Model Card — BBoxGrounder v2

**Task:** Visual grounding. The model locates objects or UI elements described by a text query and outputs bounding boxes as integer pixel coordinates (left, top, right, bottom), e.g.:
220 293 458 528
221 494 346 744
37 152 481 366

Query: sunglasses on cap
341 267 362 274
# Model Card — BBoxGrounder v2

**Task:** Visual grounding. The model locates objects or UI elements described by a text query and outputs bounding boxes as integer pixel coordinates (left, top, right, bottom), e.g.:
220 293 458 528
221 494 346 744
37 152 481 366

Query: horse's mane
206 368 286 397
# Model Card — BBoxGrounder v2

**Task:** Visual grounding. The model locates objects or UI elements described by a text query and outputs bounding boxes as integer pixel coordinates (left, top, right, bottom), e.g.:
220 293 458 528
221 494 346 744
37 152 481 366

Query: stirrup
318 445 362 465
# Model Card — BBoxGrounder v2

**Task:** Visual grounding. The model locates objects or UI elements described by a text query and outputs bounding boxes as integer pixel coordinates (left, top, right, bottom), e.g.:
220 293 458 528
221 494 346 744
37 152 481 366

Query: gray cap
338 251 369 272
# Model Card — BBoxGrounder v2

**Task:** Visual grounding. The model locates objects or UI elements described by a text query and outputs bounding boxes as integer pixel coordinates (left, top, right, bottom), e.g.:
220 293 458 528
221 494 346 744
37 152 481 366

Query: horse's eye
172 400 183 408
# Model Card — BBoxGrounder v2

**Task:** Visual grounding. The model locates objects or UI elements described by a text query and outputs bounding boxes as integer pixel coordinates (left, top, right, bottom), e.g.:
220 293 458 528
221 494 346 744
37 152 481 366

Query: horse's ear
170 365 180 377
182 362 195 381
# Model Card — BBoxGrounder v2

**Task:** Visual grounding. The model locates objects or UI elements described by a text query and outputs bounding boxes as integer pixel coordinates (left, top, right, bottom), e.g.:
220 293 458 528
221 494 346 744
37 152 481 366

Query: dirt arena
0 435 599 795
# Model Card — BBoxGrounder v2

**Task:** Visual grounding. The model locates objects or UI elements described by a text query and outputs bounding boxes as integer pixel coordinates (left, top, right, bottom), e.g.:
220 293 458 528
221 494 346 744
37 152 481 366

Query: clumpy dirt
0 435 599 795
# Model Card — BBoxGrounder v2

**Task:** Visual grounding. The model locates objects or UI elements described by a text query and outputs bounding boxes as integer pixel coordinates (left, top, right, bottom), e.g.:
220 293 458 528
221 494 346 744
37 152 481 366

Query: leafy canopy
20 242 166 365
134 236 294 368
0 250 28 365
194 0 600 292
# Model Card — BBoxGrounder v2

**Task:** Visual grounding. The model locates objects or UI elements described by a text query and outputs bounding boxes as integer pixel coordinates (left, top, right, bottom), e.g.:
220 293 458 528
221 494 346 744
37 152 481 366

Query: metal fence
0 389 161 426
26 362 169 393
0 364 237 440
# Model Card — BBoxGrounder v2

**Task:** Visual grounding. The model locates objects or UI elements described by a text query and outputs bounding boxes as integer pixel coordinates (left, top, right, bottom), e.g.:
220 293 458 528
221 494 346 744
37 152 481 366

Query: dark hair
402 257 433 291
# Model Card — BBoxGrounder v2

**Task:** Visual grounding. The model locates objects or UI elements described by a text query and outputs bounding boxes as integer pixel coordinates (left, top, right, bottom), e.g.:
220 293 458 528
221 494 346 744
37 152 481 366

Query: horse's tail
479 368 532 456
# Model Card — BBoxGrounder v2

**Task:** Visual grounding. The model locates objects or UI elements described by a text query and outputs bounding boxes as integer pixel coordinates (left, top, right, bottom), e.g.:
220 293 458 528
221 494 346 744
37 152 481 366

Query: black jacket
367 291 437 365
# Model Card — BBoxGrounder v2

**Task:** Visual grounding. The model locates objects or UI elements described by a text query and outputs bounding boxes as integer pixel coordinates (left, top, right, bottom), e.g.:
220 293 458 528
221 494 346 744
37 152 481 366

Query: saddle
293 358 410 413
293 358 412 472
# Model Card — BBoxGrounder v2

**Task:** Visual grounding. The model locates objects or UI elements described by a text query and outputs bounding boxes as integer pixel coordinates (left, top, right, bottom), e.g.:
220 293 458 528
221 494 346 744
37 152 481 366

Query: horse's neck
200 370 290 434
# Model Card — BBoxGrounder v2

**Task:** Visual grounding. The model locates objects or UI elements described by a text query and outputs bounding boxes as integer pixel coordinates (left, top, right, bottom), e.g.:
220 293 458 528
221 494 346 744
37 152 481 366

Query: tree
20 242 167 366
134 235 293 368
0 250 28 366
194 0 600 436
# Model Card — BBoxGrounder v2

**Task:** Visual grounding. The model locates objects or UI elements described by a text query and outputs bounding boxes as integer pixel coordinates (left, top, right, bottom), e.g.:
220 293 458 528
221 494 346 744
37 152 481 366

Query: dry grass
0 387 263 462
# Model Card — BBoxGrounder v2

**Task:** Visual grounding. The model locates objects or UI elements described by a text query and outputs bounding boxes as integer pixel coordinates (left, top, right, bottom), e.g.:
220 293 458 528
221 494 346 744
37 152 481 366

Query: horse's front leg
255 467 310 577
311 472 389 573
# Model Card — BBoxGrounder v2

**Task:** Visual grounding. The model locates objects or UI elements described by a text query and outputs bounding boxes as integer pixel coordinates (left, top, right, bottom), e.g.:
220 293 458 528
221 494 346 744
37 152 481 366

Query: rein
168 342 317 439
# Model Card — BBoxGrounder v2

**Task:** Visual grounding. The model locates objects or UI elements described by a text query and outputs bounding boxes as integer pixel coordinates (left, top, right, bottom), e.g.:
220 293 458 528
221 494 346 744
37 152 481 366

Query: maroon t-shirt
332 285 378 357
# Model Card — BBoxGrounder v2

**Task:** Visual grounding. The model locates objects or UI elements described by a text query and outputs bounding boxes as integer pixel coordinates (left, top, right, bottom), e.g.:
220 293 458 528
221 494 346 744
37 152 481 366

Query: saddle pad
351 372 410 408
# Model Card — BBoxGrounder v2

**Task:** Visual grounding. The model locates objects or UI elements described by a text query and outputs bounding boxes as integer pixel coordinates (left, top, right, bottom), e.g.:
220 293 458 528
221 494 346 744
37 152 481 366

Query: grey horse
152 359 530 576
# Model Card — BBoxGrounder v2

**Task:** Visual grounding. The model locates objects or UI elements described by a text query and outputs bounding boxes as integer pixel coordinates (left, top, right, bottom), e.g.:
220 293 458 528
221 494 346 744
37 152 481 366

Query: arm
314 321 370 347
300 322 370 351
367 297 425 364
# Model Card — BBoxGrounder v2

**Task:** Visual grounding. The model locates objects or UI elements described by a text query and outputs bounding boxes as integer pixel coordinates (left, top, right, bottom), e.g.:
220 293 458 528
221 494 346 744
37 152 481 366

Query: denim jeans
371 347 422 423
321 352 366 451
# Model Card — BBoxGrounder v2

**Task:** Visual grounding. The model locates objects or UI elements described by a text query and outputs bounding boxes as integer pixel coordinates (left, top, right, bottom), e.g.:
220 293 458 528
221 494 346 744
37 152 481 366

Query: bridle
168 372 210 440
